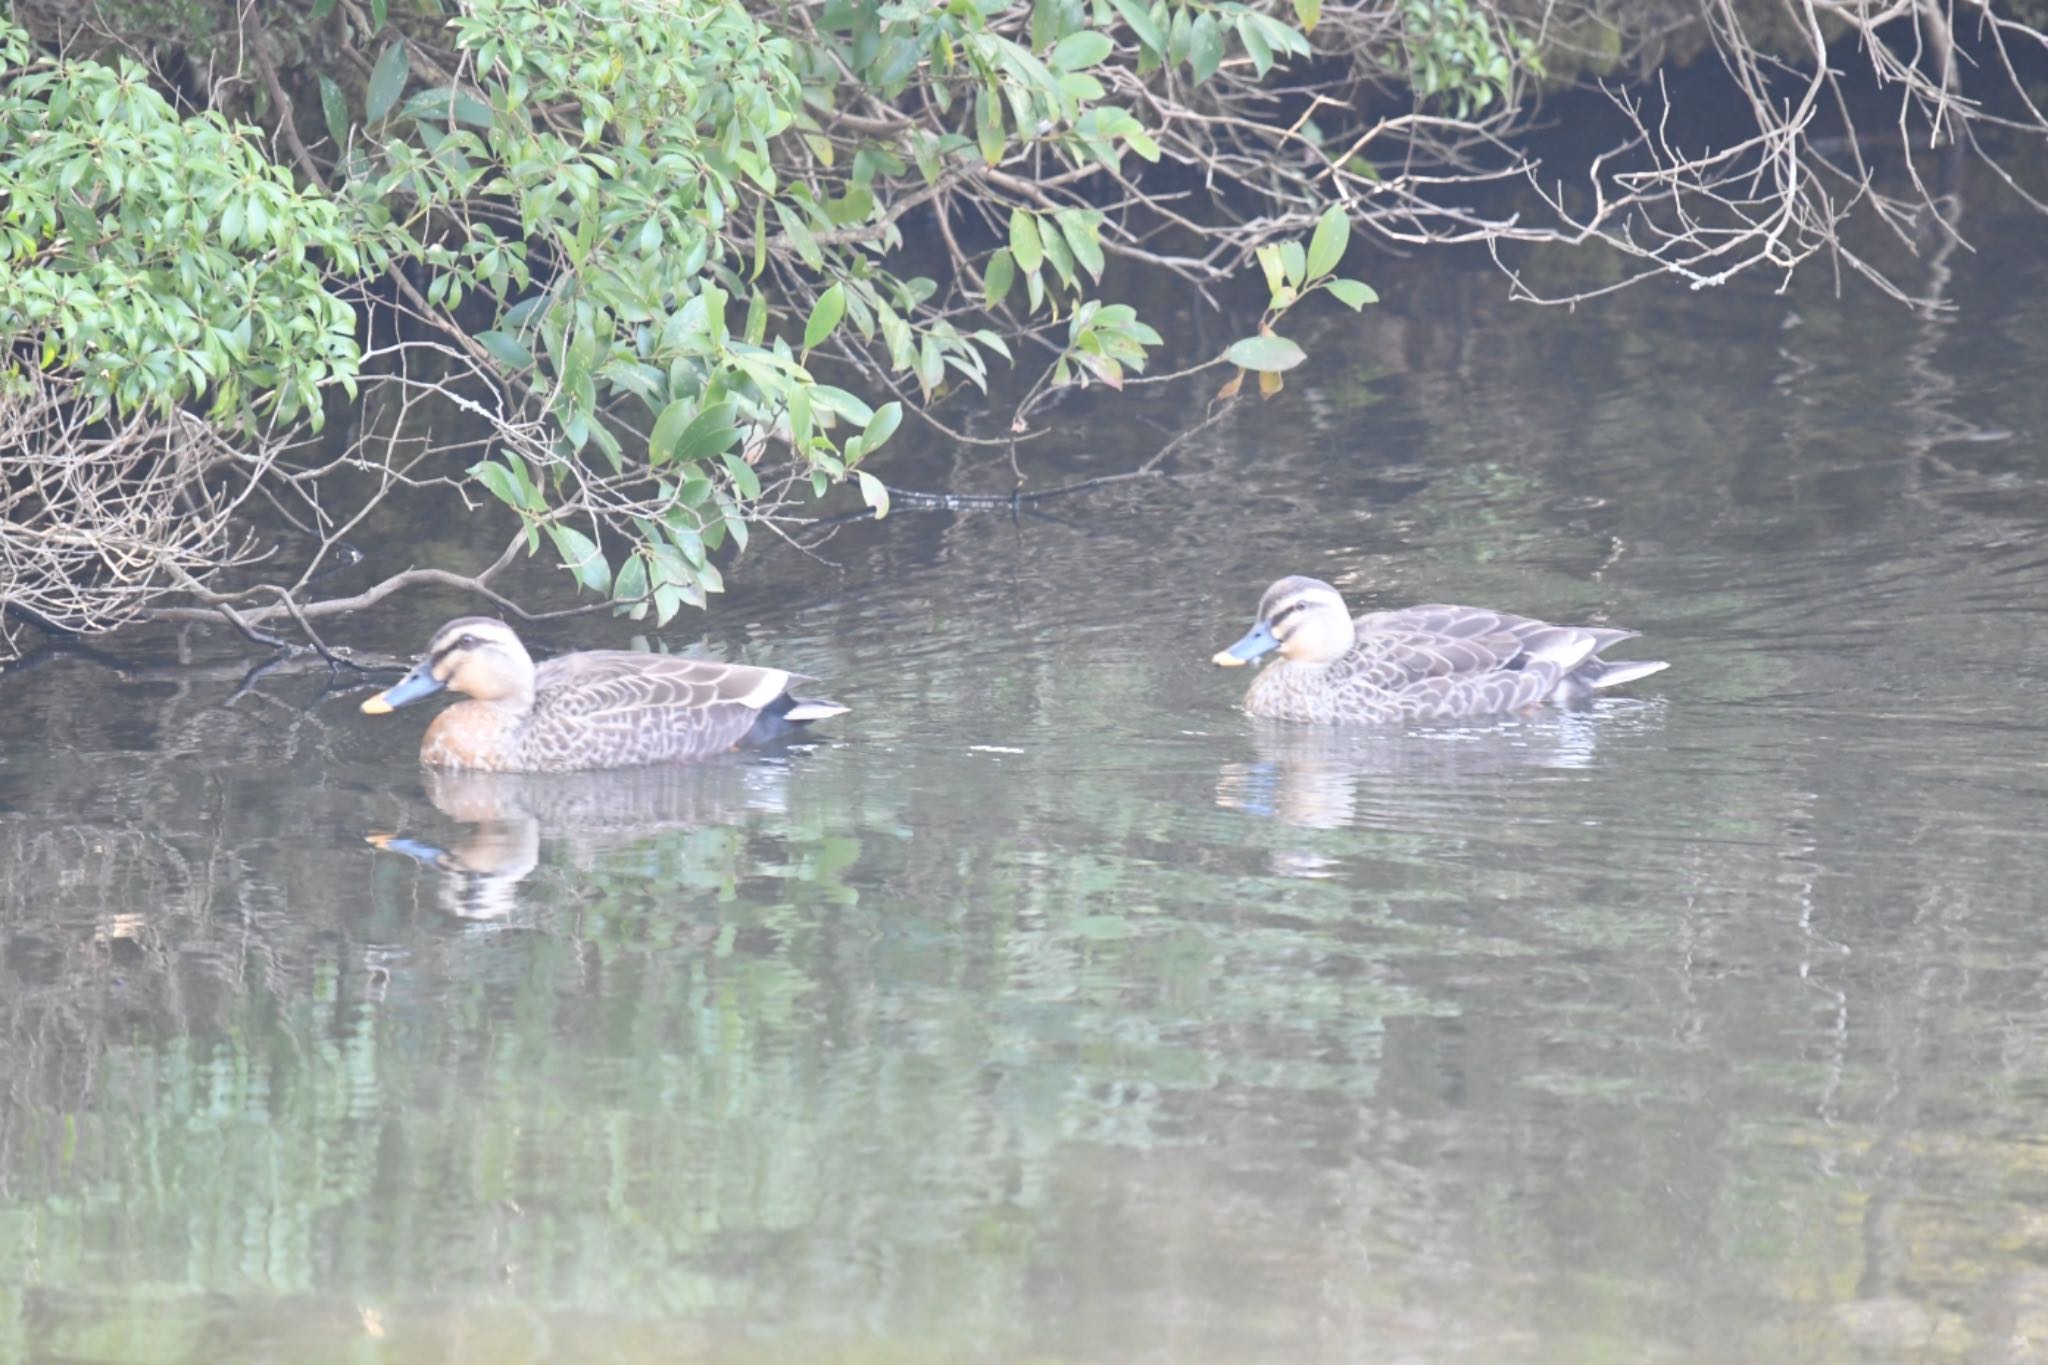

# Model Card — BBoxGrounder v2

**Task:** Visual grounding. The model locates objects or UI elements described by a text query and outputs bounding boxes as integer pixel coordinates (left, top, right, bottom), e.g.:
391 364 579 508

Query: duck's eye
456 634 479 651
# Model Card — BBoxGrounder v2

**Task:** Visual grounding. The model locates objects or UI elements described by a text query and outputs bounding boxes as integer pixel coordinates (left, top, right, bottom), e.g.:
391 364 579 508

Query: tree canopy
2 0 2041 660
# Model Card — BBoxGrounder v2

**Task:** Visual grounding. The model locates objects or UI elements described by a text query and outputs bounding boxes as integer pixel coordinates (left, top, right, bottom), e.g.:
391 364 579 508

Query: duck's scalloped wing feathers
538 652 793 709
1340 623 1584 719
1363 605 1639 655
528 652 794 765
1398 664 1564 721
1344 628 1526 691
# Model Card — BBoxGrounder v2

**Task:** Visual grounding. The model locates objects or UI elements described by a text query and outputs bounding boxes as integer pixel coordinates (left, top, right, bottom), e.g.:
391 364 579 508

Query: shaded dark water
10 170 2048 1363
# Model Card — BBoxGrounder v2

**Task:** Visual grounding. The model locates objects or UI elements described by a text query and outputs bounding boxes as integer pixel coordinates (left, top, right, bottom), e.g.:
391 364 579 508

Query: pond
7 157 2048 1363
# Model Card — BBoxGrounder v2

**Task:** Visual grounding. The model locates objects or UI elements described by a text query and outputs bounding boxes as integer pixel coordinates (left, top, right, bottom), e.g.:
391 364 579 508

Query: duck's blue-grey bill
1212 621 1279 667
360 660 447 714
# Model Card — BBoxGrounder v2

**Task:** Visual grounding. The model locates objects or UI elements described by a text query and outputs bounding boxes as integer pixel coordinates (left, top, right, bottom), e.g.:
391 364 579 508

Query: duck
360 616 847 771
1213 576 1667 724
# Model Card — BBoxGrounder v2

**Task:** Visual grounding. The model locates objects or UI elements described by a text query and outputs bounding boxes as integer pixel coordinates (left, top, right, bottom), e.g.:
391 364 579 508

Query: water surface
7 161 2048 1363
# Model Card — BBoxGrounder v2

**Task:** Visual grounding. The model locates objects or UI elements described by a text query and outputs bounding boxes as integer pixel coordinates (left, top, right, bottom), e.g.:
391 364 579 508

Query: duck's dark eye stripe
430 633 484 667
1269 601 1307 627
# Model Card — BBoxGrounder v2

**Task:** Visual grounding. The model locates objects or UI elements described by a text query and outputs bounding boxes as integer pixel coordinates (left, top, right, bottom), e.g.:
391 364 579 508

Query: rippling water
8 164 2048 1362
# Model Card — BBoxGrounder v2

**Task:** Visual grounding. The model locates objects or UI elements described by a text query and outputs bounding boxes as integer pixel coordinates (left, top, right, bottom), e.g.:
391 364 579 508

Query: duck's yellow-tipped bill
360 660 445 715
1213 620 1279 668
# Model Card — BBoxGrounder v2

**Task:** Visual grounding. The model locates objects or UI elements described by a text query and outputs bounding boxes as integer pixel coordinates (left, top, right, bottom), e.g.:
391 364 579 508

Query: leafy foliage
321 0 1331 620
0 0 1393 647
1222 205 1375 396
1396 0 1540 119
22 0 2013 651
0 23 368 426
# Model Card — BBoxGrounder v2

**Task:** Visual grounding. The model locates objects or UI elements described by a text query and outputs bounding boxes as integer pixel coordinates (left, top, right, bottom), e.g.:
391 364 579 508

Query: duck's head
361 616 537 713
1212 576 1356 667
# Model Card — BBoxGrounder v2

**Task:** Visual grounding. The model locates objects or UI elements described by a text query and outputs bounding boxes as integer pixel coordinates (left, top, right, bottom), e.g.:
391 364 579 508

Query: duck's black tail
1554 656 1670 707
741 692 849 746
1578 659 1670 690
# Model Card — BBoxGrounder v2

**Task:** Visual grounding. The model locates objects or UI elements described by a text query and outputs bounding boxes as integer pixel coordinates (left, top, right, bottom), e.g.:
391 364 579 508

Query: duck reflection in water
368 758 791 920
1215 705 1663 843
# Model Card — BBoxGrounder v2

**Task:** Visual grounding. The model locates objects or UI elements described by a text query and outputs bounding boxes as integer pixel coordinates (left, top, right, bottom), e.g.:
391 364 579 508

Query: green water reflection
10 158 2048 1362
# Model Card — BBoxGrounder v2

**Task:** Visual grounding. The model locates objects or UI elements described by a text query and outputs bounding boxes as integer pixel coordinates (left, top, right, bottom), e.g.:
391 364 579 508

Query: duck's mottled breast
419 701 527 772
1245 661 1366 724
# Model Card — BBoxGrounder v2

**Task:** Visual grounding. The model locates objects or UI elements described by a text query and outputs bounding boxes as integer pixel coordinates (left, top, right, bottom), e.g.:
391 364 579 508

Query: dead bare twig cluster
0 369 266 659
1499 0 2033 304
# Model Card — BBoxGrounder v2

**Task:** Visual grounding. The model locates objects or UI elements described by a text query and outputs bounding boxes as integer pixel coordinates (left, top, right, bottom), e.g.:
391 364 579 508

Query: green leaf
475 330 534 370
1237 14 1273 76
860 401 903 459
1055 210 1105 281
857 470 891 519
722 451 762 501
1189 14 1225 83
470 458 526 511
366 38 409 123
804 283 846 352
1256 244 1286 299
1110 0 1168 55
1009 209 1043 275
674 402 741 463
612 552 649 605
1225 334 1308 372
984 247 1016 307
1037 220 1077 287
914 335 945 396
774 202 823 268
318 75 348 150
878 303 914 370
1307 204 1350 280
400 86 492 129
1252 11 1314 56
788 385 814 451
975 85 1005 164
1280 240 1306 288
547 524 611 595
812 385 875 424
370 0 387 27
1324 278 1378 309
1292 0 1322 31
649 398 693 464
453 91 493 128
1050 31 1113 71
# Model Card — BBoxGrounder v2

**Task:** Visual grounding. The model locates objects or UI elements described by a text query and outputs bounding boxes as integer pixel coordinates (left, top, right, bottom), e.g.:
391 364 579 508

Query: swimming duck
360 617 847 771
1213 576 1667 723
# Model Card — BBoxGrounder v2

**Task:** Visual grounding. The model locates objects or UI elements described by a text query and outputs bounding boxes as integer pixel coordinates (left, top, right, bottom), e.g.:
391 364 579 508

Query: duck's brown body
417 650 822 771
1217 580 1668 725
365 619 846 772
